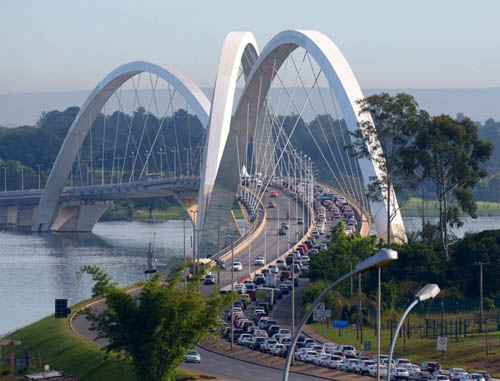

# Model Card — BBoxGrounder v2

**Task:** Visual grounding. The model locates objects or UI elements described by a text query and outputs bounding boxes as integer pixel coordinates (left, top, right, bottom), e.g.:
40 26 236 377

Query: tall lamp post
282 248 399 381
387 284 440 381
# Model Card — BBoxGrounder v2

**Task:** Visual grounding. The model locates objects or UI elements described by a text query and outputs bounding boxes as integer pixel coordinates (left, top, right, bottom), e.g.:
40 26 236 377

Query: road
204 186 309 290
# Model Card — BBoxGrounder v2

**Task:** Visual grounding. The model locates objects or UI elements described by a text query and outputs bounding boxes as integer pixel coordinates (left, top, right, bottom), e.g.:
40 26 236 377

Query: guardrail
212 188 267 263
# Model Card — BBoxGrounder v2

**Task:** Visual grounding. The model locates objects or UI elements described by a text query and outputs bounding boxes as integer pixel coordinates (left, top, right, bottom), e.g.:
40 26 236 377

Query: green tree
80 265 117 297
309 224 377 284
350 93 429 244
414 115 492 259
86 269 231 381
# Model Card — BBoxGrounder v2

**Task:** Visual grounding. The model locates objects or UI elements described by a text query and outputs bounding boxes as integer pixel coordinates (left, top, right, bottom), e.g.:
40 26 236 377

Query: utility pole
230 237 235 351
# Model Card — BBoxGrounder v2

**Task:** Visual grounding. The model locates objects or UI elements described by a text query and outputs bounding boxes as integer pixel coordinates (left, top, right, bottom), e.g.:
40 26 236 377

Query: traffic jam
212 185 494 381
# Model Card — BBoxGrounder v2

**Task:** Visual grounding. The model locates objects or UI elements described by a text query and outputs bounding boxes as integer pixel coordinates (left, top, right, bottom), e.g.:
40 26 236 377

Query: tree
309 223 377 284
80 265 117 297
86 269 231 381
350 93 429 244
414 115 492 259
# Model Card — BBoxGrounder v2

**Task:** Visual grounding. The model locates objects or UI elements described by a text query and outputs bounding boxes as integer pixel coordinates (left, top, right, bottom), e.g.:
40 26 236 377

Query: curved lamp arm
386 299 419 381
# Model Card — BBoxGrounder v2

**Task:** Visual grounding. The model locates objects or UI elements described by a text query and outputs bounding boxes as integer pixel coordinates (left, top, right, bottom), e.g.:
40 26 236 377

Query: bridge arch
35 61 211 231
197 32 259 235
213 29 406 242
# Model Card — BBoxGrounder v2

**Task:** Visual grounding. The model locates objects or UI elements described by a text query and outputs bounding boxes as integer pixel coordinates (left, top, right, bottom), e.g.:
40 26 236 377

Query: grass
309 322 500 376
4 302 199 381
401 197 500 217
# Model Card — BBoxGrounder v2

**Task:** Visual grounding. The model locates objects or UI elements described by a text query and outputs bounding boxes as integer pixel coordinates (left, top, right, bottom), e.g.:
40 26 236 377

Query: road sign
436 336 448 352
333 320 349 329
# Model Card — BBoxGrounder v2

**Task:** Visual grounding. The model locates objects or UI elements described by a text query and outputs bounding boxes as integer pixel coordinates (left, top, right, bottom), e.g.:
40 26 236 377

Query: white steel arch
221 30 406 242
197 32 259 232
35 61 211 231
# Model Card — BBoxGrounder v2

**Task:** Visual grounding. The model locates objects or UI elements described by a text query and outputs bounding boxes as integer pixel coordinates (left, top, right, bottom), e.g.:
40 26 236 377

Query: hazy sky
2 0 499 94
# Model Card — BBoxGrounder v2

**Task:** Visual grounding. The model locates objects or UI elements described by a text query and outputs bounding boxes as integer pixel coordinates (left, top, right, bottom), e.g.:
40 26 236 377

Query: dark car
268 324 281 336
279 284 290 295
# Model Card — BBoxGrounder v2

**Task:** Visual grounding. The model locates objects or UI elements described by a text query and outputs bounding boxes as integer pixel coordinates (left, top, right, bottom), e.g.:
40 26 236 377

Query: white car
324 355 344 369
184 350 201 363
237 333 252 345
343 358 359 372
271 343 287 356
232 261 243 271
304 350 319 363
369 364 388 378
254 256 265 266
450 369 468 381
393 367 410 379
339 344 357 358
360 360 377 375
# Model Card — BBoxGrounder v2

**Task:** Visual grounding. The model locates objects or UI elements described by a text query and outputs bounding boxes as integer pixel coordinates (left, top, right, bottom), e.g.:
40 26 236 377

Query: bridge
0 30 407 257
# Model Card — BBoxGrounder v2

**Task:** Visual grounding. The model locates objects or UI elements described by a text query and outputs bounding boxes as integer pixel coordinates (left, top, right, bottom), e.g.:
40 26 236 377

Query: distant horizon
2 86 500 127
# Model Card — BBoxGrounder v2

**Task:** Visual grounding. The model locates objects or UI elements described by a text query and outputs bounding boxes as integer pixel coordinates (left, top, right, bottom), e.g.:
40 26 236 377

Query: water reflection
0 221 187 334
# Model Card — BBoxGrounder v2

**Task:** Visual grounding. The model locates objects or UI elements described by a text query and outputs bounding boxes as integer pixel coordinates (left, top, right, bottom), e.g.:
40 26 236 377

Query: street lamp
387 284 440 381
282 248 399 381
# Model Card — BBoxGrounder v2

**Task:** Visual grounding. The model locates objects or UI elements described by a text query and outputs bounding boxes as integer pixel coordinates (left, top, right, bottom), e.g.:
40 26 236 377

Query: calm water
0 217 498 335
0 221 190 335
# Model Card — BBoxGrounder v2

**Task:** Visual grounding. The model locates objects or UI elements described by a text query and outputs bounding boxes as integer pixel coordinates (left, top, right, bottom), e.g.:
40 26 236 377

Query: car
345 358 360 373
262 339 278 352
253 329 268 338
276 259 288 270
394 367 410 379
234 283 245 293
254 274 266 285
470 374 487 381
203 274 216 285
268 201 276 208
237 333 252 345
254 256 265 266
297 217 303 224
268 324 281 336
369 364 388 378
278 227 287 236
280 222 289 230
324 355 344 369
269 265 279 274
360 360 377 375
184 350 201 363
250 337 267 350
339 344 357 358
422 362 441 374
397 358 411 367
304 350 320 363
435 375 451 381
282 280 293 290
279 283 290 294
450 368 468 381
232 261 243 271
270 191 279 198
271 343 287 356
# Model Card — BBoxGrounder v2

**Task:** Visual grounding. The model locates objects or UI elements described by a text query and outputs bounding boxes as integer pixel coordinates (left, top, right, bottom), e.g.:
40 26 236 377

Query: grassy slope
401 197 500 217
6 307 196 381
309 323 500 377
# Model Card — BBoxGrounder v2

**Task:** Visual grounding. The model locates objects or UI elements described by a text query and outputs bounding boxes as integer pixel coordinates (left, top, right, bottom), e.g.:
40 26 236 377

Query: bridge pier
49 201 112 232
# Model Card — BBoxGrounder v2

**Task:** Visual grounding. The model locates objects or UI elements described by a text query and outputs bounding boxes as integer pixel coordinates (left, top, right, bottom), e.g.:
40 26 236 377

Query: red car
270 191 279 198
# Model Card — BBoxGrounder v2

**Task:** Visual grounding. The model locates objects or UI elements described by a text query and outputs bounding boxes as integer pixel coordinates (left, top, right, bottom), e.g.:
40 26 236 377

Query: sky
1 0 500 94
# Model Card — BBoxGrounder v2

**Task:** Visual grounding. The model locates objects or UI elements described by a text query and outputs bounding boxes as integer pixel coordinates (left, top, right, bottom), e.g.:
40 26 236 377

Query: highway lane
206 186 309 290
